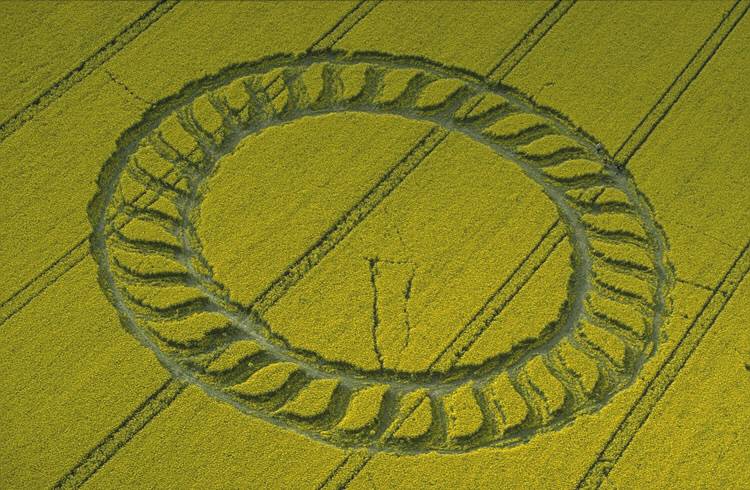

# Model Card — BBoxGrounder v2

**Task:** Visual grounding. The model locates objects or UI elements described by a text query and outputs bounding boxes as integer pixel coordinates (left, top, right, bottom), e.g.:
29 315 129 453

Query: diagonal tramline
248 125 448 317
0 0 179 144
577 240 750 489
613 0 749 165
428 219 567 373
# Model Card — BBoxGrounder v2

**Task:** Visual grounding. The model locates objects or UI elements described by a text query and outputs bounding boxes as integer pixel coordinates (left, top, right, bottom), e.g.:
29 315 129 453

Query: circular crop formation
90 52 669 453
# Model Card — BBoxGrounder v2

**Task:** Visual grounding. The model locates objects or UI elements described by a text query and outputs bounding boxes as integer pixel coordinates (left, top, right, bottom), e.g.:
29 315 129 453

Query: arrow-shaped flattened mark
368 258 415 370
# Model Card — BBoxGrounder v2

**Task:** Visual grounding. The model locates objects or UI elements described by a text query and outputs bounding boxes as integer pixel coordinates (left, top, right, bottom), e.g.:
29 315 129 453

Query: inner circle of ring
184 56 592 386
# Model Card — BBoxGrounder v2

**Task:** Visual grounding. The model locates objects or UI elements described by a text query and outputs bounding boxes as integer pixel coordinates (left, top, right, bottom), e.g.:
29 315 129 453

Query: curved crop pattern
90 52 670 453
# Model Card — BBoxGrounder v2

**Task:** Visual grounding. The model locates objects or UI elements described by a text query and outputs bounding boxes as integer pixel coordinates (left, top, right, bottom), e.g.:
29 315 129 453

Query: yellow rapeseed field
1 1 748 489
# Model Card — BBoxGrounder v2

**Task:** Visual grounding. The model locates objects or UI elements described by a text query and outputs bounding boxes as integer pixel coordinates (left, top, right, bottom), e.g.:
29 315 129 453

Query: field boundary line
0 0 179 145
53 378 187 489
576 239 750 488
486 0 576 82
613 0 749 165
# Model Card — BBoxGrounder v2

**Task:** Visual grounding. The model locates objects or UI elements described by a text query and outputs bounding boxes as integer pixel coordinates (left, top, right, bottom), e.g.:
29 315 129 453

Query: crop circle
90 52 669 452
